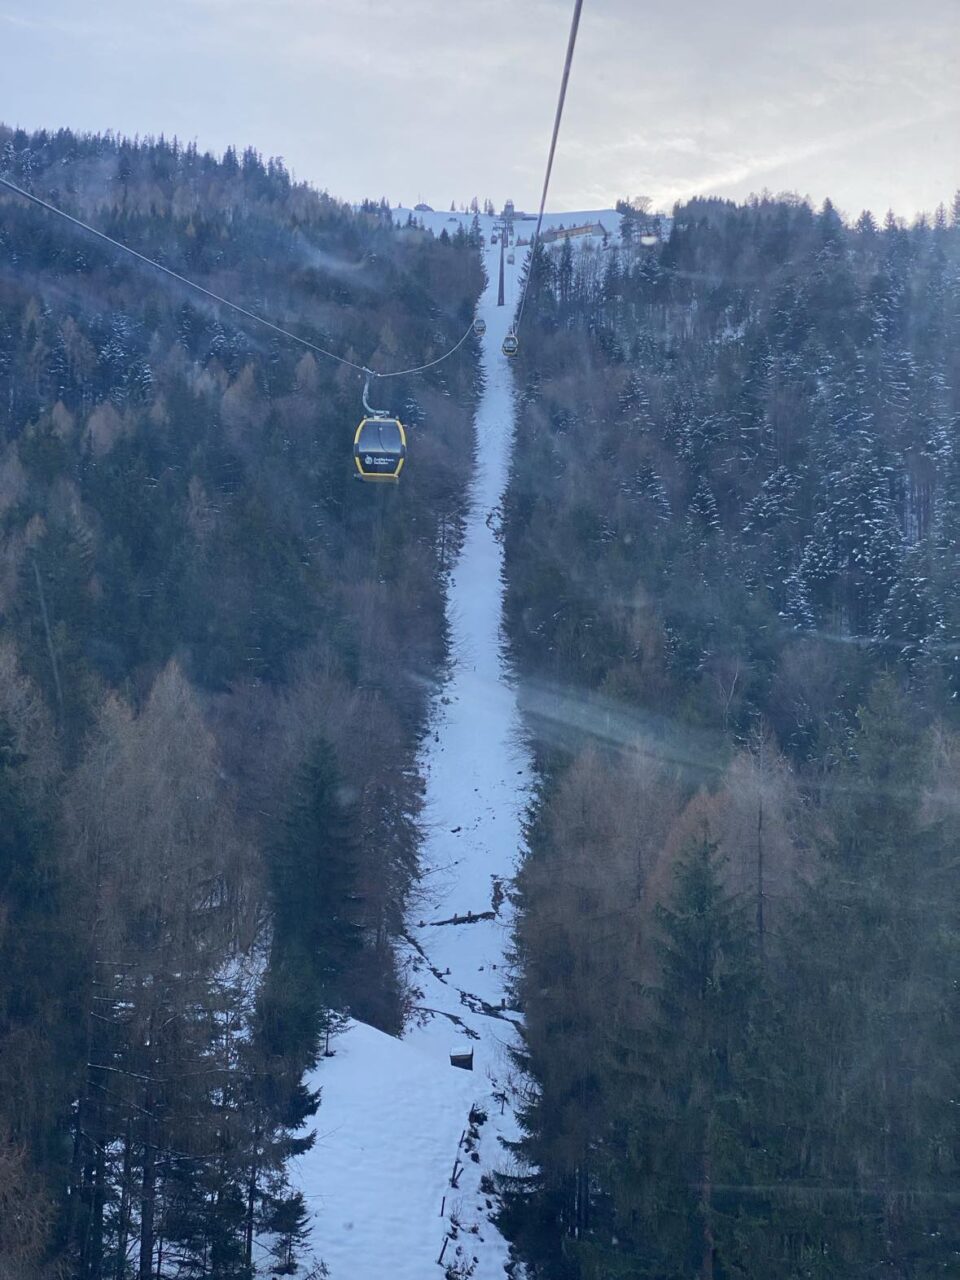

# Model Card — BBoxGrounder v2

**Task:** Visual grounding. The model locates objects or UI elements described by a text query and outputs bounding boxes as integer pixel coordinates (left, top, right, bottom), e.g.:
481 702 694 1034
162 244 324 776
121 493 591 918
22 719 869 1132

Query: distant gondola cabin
354 416 407 482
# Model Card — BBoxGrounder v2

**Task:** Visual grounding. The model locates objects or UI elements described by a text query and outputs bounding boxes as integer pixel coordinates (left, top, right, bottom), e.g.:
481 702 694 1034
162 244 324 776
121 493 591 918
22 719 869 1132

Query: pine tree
616 198 636 246
795 440 902 635
0 719 79 1266
557 237 575 315
874 541 943 670
689 476 721 532
584 836 760 1279
776 678 960 1274
270 739 364 1031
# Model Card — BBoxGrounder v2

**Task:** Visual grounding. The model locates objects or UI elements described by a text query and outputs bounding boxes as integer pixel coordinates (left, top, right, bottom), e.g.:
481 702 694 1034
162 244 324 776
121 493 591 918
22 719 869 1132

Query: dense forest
500 196 960 1276
6 118 960 1280
0 125 482 1278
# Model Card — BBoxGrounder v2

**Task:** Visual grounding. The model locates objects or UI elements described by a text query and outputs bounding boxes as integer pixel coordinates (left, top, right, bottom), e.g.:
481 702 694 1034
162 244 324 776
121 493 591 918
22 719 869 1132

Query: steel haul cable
515 0 585 334
0 174 475 382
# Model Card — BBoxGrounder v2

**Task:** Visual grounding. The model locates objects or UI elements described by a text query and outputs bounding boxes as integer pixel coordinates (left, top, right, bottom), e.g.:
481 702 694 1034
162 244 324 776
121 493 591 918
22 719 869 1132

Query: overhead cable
0 174 474 381
515 0 585 332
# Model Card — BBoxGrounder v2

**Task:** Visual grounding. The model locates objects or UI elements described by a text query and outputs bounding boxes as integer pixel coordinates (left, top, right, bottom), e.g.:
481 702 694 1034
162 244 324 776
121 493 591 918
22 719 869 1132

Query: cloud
648 104 960 206
2 0 957 216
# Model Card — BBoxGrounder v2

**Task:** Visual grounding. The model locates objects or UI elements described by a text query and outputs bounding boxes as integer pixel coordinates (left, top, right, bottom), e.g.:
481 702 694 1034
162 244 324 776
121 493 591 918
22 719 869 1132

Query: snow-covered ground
293 218 611 1279
394 204 620 244
290 1020 477 1277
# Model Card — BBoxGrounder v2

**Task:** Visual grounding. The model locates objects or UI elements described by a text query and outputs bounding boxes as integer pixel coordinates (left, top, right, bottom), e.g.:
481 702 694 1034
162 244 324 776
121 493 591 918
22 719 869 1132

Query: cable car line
513 0 584 338
0 173 476 382
372 318 476 379
0 0 588 475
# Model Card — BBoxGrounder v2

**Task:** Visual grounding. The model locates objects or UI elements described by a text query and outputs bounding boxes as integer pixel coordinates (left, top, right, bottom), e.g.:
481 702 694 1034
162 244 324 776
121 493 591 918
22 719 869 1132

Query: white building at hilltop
541 221 609 242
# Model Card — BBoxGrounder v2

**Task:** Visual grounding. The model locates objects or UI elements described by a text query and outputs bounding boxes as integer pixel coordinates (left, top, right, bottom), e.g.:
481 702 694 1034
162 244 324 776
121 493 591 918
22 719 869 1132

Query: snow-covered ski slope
293 214 614 1279
394 204 619 242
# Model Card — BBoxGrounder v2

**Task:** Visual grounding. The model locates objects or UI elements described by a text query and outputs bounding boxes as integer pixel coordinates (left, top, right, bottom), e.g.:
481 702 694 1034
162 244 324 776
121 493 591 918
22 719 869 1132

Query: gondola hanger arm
362 368 391 418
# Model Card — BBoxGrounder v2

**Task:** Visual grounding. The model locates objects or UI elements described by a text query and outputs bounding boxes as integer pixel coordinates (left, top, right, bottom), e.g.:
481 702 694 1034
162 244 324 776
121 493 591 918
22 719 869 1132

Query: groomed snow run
292 215 612 1279
289 1020 477 1277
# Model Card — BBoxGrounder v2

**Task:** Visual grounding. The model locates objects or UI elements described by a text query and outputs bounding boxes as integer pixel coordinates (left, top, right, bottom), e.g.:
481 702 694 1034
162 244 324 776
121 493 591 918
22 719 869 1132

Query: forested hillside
0 125 481 1278
502 196 960 1277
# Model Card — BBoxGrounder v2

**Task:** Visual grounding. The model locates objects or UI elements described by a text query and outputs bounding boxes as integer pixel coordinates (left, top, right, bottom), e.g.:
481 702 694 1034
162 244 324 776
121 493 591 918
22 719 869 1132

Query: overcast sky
1 0 957 219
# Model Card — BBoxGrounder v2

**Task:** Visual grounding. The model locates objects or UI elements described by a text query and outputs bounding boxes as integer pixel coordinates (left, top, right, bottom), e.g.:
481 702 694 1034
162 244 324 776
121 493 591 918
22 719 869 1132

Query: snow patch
295 222 566 1280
